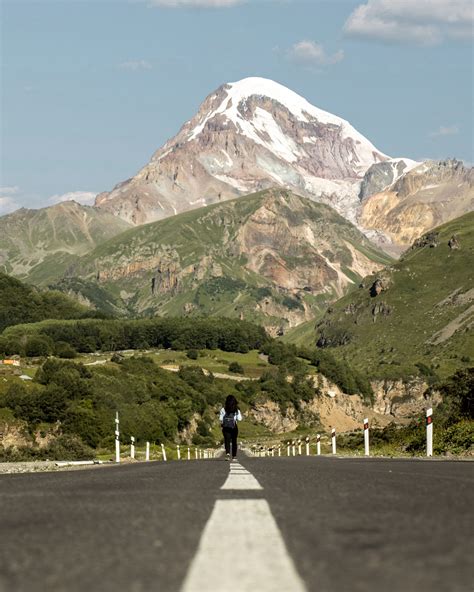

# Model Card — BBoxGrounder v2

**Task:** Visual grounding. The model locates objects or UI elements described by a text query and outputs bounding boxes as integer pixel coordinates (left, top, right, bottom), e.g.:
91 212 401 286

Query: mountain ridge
60 188 393 334
0 201 132 286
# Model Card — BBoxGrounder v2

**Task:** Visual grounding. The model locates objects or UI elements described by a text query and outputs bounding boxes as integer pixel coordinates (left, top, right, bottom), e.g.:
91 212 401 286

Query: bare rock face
370 276 391 297
371 379 441 418
96 77 387 226
359 158 419 201
249 400 299 433
448 235 460 250
359 159 474 255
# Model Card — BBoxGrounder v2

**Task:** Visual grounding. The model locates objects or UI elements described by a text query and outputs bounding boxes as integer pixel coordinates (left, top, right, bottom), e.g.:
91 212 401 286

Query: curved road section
0 456 472 592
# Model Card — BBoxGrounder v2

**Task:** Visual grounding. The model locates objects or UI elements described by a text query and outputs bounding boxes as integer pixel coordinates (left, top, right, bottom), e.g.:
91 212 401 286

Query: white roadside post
195 448 198 460
298 439 302 456
364 418 370 457
271 448 275 457
331 428 336 455
292 440 296 457
146 441 150 462
161 443 167 462
131 436 135 460
114 412 120 464
305 436 310 456
177 445 181 460
287 442 291 456
278 445 281 457
426 408 433 457
187 447 191 460
316 434 321 456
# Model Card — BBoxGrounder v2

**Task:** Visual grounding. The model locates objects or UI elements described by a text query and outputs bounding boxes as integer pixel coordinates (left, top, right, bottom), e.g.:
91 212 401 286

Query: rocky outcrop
371 379 441 419
249 400 299 433
370 276 391 297
412 231 439 250
448 235 460 250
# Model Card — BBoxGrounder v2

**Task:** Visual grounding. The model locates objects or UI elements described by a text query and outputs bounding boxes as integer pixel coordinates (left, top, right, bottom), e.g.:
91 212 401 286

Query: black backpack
222 412 237 429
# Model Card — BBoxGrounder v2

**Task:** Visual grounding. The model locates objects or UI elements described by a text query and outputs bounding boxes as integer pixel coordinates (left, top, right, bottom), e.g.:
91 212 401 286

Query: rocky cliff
358 160 474 255
249 374 439 434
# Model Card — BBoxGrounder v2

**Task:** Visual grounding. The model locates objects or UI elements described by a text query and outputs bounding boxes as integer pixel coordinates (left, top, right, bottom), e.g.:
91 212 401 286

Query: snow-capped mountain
95 77 393 225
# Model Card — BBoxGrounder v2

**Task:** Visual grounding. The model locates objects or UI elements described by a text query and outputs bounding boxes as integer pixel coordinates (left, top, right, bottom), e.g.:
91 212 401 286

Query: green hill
0 273 96 333
60 189 392 333
0 201 131 285
313 212 474 379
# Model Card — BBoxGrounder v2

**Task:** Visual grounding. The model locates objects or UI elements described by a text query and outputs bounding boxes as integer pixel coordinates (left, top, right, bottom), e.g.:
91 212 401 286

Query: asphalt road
0 456 472 592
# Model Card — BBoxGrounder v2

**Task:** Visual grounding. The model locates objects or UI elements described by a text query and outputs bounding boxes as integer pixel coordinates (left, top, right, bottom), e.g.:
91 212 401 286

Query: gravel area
0 461 112 475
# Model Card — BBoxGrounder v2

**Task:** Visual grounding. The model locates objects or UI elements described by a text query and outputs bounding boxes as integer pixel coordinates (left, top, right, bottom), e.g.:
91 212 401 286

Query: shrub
54 341 78 359
186 349 199 360
228 362 244 374
25 336 52 357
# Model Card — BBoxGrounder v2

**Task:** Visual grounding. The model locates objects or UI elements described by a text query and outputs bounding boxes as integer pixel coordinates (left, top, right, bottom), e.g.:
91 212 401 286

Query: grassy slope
0 273 92 332
0 202 131 284
74 348 269 379
313 212 474 379
64 189 392 325
280 318 318 347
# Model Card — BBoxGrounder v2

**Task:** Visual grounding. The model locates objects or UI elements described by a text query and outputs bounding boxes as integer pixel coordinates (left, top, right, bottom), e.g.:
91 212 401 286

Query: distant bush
186 349 199 360
228 362 244 374
0 272 97 333
54 341 78 359
0 435 93 462
25 336 52 357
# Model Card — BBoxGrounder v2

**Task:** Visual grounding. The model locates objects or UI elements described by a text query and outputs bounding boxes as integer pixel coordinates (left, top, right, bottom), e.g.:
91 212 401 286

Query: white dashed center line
180 461 307 592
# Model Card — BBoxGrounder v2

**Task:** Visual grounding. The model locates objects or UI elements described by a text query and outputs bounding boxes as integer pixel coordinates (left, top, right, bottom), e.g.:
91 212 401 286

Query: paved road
0 456 472 592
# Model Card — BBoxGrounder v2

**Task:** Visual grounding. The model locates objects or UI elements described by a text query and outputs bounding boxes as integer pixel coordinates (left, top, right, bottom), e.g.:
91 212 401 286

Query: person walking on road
219 395 242 461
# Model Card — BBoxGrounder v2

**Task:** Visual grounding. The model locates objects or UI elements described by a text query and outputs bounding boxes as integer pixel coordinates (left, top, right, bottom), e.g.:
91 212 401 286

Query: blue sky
1 0 472 212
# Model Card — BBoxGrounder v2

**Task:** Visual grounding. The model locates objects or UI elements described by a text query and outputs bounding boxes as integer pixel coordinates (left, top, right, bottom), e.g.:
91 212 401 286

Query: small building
2 359 21 367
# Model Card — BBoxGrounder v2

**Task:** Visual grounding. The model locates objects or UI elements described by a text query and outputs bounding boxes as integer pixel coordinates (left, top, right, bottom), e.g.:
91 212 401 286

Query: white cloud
0 186 20 196
119 60 152 71
0 187 21 215
149 0 244 6
0 196 20 216
429 125 460 137
288 41 344 66
48 191 98 206
344 0 474 45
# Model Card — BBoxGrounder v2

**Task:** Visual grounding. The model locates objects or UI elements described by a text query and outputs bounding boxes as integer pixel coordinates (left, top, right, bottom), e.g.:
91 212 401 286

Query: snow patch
186 77 387 171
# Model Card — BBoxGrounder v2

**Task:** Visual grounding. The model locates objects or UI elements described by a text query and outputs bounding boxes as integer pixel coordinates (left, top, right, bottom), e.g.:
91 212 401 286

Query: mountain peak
96 78 390 226
221 77 348 127
185 77 387 167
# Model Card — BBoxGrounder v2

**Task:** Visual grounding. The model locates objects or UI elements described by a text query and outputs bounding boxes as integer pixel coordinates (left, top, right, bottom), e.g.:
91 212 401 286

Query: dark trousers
223 426 238 457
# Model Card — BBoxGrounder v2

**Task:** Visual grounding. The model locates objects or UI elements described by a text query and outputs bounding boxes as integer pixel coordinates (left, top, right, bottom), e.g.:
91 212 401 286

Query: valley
0 77 472 462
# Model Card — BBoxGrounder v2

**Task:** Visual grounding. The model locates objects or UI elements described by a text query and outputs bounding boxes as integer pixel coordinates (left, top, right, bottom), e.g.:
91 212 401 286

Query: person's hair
224 394 238 414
